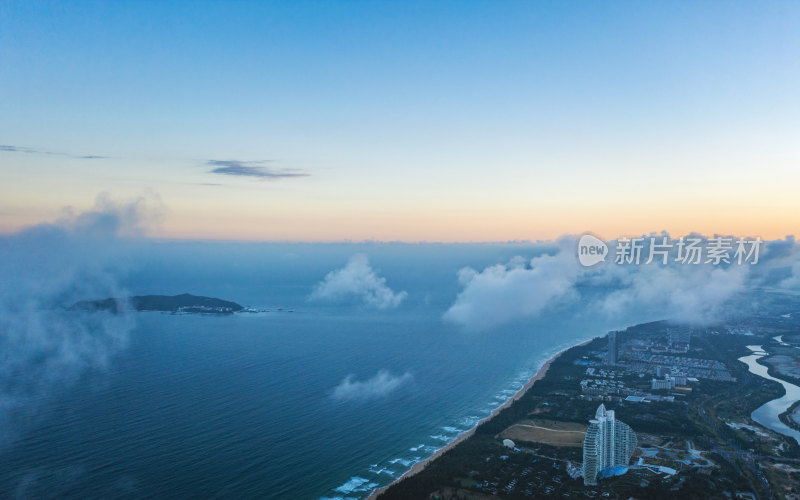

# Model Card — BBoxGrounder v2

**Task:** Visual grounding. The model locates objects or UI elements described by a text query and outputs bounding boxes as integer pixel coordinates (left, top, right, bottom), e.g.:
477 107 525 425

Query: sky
1 1 799 242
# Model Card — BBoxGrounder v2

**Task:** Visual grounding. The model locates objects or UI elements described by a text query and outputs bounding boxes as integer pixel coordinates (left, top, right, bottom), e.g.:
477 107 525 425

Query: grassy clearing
500 418 587 447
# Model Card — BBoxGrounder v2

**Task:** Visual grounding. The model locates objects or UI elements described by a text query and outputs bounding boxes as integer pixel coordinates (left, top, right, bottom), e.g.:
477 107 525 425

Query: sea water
0 243 628 499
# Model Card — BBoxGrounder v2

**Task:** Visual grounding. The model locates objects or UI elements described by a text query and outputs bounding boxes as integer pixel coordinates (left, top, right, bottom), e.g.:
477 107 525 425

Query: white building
651 376 676 391
582 404 637 485
671 374 687 386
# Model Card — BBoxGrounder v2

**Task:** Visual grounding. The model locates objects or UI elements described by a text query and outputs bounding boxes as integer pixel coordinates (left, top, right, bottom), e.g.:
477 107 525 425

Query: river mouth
738 344 800 444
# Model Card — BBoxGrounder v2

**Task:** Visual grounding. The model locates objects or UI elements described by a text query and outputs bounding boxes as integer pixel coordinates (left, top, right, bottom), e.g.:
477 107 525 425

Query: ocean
0 242 630 499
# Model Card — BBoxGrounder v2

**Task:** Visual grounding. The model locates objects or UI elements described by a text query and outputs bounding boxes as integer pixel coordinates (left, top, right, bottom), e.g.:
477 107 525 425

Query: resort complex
582 404 637 485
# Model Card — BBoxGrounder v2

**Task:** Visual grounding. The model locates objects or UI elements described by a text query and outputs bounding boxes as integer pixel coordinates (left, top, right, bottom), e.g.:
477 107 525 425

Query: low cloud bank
0 193 162 447
597 259 748 325
310 254 407 309
332 370 413 401
445 234 800 331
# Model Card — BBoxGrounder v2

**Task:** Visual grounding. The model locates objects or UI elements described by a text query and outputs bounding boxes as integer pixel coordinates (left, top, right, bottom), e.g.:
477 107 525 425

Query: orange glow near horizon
1 167 798 243
3 2 800 246
1 197 797 243
138 205 800 243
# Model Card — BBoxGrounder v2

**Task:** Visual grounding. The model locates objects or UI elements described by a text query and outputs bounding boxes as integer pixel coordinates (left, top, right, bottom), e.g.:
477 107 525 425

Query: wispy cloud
332 370 413 401
0 193 164 448
0 145 39 154
0 144 107 159
1 147 310 176
207 160 309 180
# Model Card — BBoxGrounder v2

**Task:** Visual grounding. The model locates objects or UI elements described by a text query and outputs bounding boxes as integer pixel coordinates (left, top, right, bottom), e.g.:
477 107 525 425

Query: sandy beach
367 340 590 500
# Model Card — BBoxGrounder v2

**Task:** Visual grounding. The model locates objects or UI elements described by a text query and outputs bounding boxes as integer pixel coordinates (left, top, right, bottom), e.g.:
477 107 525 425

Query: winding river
738 344 800 444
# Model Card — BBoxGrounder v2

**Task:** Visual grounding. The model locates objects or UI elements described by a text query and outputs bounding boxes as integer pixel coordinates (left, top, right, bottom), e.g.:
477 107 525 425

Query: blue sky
1 1 799 240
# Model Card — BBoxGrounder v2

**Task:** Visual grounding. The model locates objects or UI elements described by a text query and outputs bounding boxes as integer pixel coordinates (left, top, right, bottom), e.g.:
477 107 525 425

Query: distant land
69 293 244 314
374 307 800 500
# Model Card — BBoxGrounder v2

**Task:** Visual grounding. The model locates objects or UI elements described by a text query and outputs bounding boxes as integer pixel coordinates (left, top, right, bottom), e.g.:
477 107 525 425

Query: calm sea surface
0 244 627 499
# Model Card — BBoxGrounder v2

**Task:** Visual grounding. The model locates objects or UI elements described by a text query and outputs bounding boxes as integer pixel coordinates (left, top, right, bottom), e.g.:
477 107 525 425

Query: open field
500 418 587 448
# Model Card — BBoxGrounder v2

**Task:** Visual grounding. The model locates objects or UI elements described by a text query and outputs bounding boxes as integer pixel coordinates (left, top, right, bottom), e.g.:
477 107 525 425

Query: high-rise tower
582 404 637 485
605 331 617 365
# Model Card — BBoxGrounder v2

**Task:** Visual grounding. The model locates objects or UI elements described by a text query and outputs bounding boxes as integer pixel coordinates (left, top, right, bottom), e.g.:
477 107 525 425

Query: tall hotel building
582 404 637 485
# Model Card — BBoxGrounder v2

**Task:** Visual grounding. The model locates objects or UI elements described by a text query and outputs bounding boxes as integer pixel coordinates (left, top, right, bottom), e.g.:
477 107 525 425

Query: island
69 293 244 314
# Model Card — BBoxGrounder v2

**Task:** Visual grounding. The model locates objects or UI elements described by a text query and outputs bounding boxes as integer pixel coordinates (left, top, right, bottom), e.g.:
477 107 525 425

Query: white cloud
781 261 800 289
597 262 748 325
443 239 580 331
310 254 407 309
332 370 413 401
444 234 800 331
773 237 800 289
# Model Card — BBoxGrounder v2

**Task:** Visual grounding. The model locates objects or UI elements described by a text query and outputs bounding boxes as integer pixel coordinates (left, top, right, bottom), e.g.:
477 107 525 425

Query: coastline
367 339 591 500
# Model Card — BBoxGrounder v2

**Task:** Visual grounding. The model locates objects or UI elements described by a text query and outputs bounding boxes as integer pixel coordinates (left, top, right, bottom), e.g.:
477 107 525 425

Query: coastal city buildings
379 318 800 498
582 404 637 486
625 351 735 382
577 325 736 405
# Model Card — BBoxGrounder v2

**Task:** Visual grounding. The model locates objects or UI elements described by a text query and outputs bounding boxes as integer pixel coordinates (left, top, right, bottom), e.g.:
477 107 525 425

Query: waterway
738 344 800 444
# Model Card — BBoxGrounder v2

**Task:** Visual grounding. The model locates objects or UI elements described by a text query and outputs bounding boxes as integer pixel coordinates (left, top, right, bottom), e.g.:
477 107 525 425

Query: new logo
578 233 608 267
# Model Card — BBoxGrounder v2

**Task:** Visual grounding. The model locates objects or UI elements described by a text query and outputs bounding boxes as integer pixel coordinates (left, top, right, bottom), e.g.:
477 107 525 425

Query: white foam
340 350 571 500
460 415 480 426
334 476 369 493
368 467 395 476
442 426 463 433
